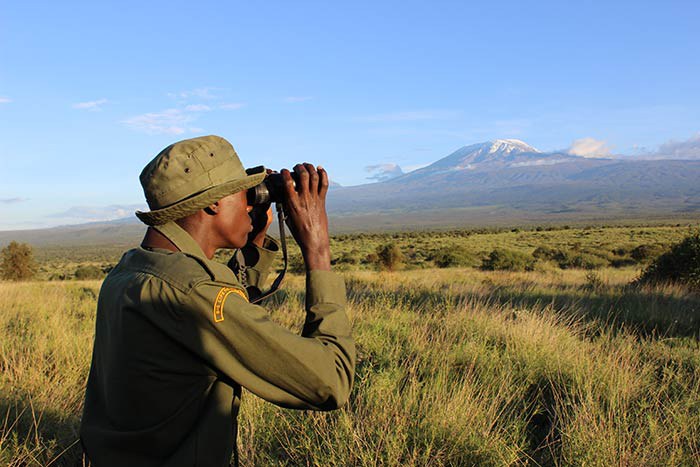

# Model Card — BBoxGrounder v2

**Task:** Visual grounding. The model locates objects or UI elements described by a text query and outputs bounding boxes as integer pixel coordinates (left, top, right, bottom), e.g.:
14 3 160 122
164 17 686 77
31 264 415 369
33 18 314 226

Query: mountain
2 139 699 243
399 139 588 177
325 139 700 225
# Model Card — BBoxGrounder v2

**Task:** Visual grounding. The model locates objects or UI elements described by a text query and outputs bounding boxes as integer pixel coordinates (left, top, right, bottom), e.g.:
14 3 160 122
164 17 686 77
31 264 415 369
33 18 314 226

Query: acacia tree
376 243 404 271
0 241 37 281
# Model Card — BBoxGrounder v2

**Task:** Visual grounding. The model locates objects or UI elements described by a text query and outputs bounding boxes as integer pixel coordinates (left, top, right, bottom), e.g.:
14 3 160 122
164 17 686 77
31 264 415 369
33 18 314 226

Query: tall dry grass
1 268 699 465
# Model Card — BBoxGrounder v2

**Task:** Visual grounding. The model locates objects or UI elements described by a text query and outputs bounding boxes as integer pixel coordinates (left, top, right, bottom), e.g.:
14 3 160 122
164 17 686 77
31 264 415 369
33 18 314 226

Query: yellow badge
213 287 247 323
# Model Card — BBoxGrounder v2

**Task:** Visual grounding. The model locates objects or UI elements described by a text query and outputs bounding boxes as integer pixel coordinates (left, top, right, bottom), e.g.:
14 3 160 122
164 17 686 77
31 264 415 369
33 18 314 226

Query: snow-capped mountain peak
488 139 541 154
418 139 547 172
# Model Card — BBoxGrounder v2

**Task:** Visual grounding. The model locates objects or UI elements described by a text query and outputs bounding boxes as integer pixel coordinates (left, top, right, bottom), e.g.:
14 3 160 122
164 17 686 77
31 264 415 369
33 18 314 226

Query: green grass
1 264 699 465
29 223 698 280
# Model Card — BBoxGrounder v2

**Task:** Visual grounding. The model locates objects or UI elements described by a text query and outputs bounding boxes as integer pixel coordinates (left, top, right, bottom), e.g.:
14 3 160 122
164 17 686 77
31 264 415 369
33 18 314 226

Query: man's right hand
281 163 331 271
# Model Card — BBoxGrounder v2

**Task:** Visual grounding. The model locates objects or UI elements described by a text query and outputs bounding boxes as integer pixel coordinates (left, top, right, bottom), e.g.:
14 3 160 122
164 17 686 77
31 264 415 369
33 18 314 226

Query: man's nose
246 205 253 213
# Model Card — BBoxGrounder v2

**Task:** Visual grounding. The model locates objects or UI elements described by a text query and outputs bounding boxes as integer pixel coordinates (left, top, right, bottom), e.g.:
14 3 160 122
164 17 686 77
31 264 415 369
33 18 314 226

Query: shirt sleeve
177 270 355 411
227 236 279 297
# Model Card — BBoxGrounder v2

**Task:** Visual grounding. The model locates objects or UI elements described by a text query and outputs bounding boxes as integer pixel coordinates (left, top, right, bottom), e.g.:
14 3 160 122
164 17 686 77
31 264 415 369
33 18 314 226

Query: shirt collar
151 221 209 261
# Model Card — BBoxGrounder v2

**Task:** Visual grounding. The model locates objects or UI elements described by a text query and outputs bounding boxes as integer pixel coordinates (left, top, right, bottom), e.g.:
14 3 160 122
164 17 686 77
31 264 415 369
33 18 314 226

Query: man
80 135 356 466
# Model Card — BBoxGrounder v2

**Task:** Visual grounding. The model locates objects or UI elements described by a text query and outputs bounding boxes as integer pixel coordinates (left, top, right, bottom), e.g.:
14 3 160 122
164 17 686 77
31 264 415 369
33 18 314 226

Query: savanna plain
1 224 699 466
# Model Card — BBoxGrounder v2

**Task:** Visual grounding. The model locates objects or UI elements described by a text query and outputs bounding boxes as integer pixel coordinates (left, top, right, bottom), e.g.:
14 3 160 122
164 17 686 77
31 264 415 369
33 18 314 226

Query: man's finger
293 163 310 196
318 166 329 197
304 163 319 195
280 169 298 201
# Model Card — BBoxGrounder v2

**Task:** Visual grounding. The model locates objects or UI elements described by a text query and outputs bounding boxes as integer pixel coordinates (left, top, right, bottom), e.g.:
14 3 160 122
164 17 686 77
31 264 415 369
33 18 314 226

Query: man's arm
183 163 353 408
173 271 354 410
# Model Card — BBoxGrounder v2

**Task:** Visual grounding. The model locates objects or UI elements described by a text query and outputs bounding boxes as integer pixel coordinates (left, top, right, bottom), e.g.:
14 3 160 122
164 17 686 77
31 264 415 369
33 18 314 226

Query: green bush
376 243 404 271
1 241 37 281
583 271 606 292
630 244 666 263
74 265 104 280
532 246 558 260
532 246 606 270
336 250 361 265
481 248 533 271
564 252 607 270
636 232 700 290
430 246 473 268
610 257 637 268
363 252 379 265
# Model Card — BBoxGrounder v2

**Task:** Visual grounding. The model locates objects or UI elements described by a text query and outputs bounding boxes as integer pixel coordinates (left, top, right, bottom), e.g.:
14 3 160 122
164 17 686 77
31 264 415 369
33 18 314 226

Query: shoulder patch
213 287 248 322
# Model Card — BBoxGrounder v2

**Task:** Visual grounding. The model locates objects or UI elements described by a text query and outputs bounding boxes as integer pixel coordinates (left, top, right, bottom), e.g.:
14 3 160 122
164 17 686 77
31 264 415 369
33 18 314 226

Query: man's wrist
303 247 331 271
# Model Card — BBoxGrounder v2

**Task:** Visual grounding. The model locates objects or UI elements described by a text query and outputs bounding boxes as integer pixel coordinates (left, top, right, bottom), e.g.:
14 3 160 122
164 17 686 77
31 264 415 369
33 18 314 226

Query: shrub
532 246 608 270
552 250 607 270
610 257 637 268
74 265 104 280
362 253 378 266
431 246 473 268
0 241 37 281
481 248 533 271
636 232 700 290
376 243 404 271
336 250 361 265
630 244 666 263
532 246 558 260
583 271 606 292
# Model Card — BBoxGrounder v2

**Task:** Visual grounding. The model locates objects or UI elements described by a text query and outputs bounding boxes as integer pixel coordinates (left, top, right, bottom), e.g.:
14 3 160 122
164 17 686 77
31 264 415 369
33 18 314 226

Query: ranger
80 135 356 466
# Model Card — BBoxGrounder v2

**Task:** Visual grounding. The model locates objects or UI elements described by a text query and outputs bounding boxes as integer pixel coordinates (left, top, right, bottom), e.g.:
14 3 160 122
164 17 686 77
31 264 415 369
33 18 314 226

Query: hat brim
135 169 266 226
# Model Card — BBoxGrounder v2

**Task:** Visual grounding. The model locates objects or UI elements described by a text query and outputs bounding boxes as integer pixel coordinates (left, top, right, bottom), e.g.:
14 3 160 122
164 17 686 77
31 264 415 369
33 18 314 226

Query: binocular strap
250 203 288 304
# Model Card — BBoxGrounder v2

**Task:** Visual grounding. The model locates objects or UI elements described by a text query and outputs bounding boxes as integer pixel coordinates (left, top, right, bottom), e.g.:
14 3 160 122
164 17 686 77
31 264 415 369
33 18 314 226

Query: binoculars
247 170 299 206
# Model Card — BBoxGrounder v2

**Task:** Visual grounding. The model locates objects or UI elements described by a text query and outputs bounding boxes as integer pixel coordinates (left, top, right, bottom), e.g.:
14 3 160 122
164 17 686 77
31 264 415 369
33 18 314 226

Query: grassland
1 224 699 465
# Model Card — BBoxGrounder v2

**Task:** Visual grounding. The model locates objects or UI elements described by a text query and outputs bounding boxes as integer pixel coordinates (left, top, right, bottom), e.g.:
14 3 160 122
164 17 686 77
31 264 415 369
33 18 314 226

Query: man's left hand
249 204 273 248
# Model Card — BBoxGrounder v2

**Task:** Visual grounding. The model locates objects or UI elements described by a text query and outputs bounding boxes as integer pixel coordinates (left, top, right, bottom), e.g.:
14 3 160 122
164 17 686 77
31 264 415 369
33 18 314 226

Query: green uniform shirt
80 222 355 466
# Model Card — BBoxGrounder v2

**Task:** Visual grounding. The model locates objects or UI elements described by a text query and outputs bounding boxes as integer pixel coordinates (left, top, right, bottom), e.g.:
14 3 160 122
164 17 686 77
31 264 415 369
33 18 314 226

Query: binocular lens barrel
247 173 297 206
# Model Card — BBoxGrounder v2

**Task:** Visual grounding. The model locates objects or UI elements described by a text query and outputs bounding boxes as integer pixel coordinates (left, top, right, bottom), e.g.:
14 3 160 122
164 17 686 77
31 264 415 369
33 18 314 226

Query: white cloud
73 98 108 111
0 197 28 204
220 102 245 110
567 137 612 158
365 163 404 182
122 108 194 135
48 204 145 222
184 104 211 112
510 159 569 168
403 163 431 172
0 97 11 104
284 96 313 103
655 133 700 159
168 87 218 100
359 110 461 123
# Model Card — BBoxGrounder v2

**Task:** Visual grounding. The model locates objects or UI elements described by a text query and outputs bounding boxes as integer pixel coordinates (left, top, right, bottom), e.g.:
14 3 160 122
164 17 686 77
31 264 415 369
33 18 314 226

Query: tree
481 248 533 271
1 241 37 281
376 243 404 271
636 231 700 291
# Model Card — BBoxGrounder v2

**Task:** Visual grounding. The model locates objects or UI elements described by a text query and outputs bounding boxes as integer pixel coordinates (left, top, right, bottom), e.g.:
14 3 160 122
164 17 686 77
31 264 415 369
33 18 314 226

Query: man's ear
204 201 219 216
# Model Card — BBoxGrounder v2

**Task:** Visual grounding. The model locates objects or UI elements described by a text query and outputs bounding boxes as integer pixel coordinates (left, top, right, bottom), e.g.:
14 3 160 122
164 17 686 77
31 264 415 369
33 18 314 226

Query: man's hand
281 163 331 271
248 204 273 248
248 168 275 248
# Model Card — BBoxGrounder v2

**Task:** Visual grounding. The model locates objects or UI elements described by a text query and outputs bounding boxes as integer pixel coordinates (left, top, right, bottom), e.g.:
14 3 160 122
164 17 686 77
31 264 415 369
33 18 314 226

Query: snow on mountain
405 139 577 177
487 139 541 154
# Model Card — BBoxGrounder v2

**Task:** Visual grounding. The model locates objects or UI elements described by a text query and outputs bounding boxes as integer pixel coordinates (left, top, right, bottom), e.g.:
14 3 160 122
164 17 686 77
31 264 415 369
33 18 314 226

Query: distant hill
0 218 145 247
326 139 700 218
2 139 699 246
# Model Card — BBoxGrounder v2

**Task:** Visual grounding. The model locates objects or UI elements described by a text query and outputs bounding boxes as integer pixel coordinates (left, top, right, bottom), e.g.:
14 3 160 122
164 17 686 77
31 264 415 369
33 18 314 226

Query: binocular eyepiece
246 171 298 206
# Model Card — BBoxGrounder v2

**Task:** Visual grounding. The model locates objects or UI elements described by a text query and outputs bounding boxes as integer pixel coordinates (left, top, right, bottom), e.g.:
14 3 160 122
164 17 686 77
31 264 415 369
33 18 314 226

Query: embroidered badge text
213 287 247 322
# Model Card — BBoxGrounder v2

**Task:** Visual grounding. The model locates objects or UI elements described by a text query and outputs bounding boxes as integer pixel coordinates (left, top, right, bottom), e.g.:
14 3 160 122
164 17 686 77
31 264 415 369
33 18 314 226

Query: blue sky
1 0 699 230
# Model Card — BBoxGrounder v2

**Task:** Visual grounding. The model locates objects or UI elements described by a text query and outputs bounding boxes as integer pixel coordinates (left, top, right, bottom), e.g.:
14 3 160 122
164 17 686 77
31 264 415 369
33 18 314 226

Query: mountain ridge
2 139 699 243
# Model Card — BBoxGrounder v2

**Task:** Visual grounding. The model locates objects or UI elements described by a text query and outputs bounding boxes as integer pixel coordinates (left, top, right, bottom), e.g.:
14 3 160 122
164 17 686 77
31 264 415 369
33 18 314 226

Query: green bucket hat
135 135 266 226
